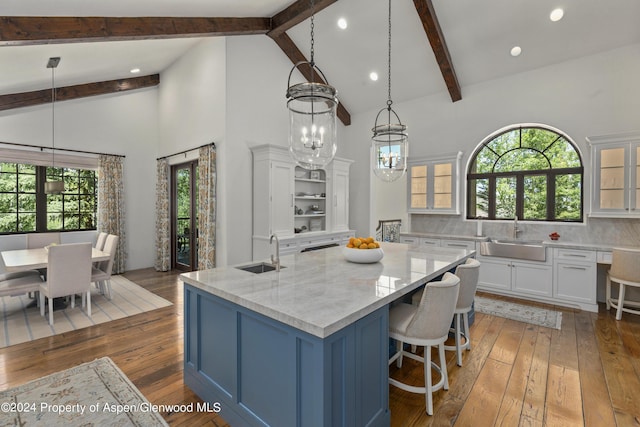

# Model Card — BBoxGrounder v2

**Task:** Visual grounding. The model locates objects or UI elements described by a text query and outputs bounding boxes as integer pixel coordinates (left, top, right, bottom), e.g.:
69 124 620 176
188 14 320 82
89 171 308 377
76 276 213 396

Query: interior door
172 161 198 271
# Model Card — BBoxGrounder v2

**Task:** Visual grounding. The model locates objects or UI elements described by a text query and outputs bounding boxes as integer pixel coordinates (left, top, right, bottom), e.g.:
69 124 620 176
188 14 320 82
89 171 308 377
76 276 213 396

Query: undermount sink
235 262 283 274
480 239 546 262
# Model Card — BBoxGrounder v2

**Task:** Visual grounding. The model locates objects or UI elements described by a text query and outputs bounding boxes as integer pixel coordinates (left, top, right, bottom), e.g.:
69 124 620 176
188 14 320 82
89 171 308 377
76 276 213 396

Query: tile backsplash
410 215 640 247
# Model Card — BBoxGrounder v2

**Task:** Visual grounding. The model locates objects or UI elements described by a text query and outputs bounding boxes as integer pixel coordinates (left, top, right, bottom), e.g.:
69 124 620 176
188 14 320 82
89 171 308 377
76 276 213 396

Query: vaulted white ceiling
1 0 639 115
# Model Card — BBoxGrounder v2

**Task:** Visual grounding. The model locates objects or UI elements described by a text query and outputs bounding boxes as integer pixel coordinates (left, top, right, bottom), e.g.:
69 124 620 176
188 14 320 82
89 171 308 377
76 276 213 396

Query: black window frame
466 125 584 222
0 163 97 234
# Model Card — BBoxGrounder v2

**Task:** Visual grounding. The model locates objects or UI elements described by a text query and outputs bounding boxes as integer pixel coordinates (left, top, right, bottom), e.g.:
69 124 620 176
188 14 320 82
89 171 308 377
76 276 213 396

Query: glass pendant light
44 56 64 194
371 0 408 183
287 0 338 170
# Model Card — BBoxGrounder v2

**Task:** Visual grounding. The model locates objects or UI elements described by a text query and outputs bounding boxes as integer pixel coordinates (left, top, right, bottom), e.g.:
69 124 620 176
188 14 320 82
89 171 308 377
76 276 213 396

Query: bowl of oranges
343 237 384 263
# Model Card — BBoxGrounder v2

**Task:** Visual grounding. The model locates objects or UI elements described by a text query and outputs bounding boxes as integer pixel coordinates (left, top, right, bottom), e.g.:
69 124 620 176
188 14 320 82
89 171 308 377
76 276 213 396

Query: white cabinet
407 152 463 215
398 236 475 251
587 132 640 217
477 253 553 297
251 144 352 260
552 248 597 307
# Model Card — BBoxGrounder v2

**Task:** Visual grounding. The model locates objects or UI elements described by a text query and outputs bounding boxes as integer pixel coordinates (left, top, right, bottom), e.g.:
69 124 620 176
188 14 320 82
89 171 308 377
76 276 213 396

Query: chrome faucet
513 215 521 239
270 233 280 271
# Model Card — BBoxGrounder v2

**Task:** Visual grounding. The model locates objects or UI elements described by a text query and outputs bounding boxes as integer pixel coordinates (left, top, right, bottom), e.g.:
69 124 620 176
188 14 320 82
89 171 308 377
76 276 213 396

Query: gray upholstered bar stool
389 272 460 416
606 248 640 320
412 258 481 366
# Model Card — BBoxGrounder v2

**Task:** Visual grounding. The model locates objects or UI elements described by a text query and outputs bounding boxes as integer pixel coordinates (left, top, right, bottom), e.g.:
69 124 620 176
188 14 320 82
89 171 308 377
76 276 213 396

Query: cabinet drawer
597 251 612 264
420 238 440 247
440 239 475 250
555 248 596 262
400 236 420 245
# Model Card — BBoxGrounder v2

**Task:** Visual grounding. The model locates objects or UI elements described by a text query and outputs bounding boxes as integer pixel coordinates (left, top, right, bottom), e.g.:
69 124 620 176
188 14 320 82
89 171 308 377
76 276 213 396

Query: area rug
0 356 168 426
0 276 172 348
474 295 562 330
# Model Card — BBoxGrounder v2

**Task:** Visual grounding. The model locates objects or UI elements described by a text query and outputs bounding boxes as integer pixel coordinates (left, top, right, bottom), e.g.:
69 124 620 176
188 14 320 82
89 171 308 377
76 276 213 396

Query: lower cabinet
477 253 552 297
552 248 597 306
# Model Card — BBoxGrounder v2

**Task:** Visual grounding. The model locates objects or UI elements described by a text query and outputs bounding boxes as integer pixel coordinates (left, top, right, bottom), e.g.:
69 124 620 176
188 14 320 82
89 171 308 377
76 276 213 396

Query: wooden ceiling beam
0 16 271 46
268 0 338 37
0 74 159 111
269 32 351 126
413 0 461 102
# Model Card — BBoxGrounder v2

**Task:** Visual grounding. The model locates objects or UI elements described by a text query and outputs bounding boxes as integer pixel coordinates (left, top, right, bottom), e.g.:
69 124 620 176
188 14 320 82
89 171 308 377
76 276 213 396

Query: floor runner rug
0 356 168 426
474 295 562 329
0 275 172 348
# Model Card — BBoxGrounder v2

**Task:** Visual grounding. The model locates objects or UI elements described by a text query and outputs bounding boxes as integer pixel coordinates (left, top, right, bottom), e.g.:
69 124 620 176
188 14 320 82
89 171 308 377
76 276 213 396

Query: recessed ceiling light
337 18 348 30
369 71 379 81
130 68 141 74
550 8 564 22
510 46 522 57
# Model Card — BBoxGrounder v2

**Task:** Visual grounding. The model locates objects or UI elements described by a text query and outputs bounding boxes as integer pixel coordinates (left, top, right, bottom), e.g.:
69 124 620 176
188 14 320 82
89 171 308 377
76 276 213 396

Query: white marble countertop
180 242 475 338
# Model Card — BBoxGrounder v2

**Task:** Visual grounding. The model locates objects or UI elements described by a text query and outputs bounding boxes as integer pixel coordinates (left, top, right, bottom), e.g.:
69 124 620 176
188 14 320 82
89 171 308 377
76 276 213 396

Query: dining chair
389 272 460 416
606 248 640 320
95 232 108 250
0 273 43 300
92 234 118 300
39 242 92 325
26 232 61 249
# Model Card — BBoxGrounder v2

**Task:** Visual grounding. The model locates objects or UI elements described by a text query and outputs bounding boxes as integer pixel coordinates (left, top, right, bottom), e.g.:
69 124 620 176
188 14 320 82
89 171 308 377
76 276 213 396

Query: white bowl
343 247 384 263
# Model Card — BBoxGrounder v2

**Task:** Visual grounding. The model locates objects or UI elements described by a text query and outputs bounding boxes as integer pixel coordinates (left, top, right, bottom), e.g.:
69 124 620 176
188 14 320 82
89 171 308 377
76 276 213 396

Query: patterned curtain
98 155 126 274
155 158 171 271
198 145 216 270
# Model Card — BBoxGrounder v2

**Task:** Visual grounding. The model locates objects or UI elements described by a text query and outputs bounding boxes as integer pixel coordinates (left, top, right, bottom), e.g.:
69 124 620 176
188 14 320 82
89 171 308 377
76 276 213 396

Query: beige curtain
155 158 171 271
197 145 216 270
98 155 126 274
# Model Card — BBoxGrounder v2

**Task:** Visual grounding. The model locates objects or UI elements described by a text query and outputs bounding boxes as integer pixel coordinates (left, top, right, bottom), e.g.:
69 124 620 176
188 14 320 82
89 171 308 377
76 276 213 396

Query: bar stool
389 272 460 415
412 258 481 366
606 248 640 320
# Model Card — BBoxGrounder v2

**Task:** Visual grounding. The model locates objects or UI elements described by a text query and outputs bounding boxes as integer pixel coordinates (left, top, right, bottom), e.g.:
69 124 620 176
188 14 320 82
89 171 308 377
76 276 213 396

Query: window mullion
35 166 48 231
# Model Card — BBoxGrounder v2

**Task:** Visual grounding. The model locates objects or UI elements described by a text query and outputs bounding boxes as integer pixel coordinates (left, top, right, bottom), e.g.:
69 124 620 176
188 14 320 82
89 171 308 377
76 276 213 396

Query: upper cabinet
407 152 463 215
588 132 640 217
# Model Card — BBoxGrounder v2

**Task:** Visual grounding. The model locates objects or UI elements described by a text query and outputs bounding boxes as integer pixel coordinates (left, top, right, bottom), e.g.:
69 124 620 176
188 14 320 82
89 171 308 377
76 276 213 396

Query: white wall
0 89 160 270
224 35 348 265
344 43 640 237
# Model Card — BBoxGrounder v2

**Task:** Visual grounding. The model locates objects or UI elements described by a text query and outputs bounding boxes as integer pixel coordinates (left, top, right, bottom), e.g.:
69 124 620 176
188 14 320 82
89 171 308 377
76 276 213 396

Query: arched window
467 124 583 222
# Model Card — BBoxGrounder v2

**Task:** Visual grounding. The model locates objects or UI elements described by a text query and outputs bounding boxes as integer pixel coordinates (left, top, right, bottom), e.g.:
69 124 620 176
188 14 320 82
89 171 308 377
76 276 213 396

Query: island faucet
513 215 521 239
270 233 280 271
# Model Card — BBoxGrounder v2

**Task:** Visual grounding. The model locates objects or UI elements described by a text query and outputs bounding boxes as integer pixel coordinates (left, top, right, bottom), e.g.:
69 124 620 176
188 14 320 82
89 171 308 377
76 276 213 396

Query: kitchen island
180 242 475 427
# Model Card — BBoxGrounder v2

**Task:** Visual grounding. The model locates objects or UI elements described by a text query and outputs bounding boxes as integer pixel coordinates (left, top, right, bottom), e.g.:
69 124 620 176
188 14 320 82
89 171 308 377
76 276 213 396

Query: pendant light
371 0 408 183
44 56 64 194
287 0 338 170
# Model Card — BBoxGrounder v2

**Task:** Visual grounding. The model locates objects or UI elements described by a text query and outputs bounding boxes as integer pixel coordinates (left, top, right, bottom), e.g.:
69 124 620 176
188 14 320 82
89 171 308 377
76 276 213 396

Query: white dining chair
0 273 43 300
389 272 460 415
39 242 92 325
606 248 640 320
95 232 108 250
92 234 118 300
26 232 61 249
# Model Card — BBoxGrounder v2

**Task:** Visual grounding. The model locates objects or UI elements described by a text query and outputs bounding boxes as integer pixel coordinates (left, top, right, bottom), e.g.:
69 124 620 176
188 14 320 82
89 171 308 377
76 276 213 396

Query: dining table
1 246 110 273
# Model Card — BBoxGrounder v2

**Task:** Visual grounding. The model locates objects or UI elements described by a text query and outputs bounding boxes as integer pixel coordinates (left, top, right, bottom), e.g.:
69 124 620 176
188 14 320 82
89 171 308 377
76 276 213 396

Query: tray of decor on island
343 237 384 263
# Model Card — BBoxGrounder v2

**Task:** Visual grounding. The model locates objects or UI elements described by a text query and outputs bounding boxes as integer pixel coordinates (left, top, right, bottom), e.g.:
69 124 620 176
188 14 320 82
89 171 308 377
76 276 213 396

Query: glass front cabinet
407 152 463 214
588 132 640 217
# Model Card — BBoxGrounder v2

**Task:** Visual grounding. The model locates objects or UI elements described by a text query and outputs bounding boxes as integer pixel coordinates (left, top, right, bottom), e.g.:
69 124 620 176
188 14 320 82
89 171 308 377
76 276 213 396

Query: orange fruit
374 242 380 248
353 238 362 247
359 244 369 249
365 237 374 244
367 243 377 249
346 243 354 248
349 237 356 245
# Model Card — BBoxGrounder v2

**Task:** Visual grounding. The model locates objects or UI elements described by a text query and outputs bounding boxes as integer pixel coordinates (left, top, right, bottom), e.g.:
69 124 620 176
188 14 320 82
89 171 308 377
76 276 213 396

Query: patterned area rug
0 276 172 348
0 357 168 426
474 295 562 329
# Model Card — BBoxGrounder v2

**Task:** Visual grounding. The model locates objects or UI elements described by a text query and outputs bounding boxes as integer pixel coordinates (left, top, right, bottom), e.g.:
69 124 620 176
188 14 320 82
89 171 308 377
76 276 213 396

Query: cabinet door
440 239 475 250
407 153 461 214
477 258 511 291
512 262 552 297
332 169 349 231
553 261 596 304
271 160 295 236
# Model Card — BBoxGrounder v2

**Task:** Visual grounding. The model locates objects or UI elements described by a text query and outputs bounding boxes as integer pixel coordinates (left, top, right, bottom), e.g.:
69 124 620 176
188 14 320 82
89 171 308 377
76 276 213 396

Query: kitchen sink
480 239 546 261
235 262 283 274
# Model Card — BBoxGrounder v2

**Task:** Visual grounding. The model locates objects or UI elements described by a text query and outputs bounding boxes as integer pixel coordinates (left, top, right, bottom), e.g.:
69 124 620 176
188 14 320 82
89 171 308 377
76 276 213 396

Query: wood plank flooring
1 269 639 426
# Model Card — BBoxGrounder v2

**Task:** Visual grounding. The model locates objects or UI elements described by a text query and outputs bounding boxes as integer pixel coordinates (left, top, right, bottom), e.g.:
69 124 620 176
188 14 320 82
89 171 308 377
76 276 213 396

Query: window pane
0 173 17 192
487 131 520 156
523 175 547 220
495 149 549 172
0 163 17 173
495 177 516 218
0 193 17 212
547 139 581 168
471 150 498 174
468 178 489 218
521 128 559 152
18 164 35 174
17 213 36 232
0 213 17 232
48 213 63 230
18 174 36 192
18 194 36 211
555 174 582 220
64 214 79 229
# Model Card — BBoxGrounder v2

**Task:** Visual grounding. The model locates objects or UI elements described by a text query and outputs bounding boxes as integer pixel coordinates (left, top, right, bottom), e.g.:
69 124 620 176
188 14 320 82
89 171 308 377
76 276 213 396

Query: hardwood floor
1 269 639 426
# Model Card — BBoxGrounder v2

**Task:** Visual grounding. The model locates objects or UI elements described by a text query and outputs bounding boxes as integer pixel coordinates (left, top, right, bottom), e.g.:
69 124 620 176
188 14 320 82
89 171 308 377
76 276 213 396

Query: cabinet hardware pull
447 244 468 247
564 266 588 270
565 254 587 258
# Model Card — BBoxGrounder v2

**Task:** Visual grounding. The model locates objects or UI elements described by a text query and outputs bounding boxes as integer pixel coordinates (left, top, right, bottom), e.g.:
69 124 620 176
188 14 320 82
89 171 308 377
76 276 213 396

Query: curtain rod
0 140 125 158
157 141 216 161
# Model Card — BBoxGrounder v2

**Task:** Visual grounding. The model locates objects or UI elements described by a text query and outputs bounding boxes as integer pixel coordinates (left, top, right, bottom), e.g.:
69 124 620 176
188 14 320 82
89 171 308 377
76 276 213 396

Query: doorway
172 161 198 271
